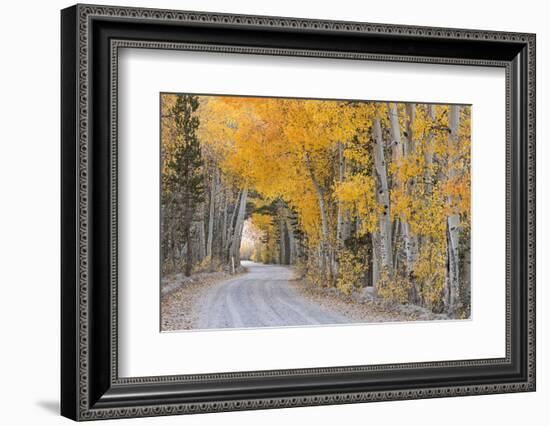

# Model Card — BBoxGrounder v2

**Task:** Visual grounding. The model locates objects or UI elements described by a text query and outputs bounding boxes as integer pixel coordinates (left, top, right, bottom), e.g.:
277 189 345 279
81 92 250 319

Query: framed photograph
61 4 536 421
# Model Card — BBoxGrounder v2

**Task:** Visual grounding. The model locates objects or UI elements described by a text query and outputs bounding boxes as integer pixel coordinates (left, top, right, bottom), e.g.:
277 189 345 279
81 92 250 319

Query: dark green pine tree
169 94 205 276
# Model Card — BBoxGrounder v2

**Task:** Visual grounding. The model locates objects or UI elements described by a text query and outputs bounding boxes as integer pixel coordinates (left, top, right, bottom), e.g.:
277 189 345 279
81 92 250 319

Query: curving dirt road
197 261 347 329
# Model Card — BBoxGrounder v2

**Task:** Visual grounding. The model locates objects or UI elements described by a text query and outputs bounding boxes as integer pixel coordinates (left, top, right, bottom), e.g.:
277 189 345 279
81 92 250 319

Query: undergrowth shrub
377 270 412 304
336 248 368 295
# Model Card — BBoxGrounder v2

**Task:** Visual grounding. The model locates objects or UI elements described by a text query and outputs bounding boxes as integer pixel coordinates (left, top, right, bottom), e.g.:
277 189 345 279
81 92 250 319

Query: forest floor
161 261 447 332
291 278 448 324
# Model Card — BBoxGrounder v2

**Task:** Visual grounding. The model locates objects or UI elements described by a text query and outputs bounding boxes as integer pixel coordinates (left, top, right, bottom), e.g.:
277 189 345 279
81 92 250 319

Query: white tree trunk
225 189 241 260
445 105 461 316
278 217 286 264
424 105 436 196
305 154 329 245
404 104 420 290
336 141 345 247
391 218 401 273
419 105 437 295
220 189 229 259
388 103 404 161
388 103 418 281
284 215 297 265
304 152 334 282
372 118 393 276
405 103 416 155
231 187 248 266
372 233 380 293
198 220 206 261
206 168 218 259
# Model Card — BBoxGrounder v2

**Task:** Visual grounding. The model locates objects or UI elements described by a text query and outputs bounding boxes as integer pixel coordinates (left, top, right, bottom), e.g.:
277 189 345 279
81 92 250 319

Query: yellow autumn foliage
336 248 369 295
376 270 412 304
334 174 379 236
162 92 471 314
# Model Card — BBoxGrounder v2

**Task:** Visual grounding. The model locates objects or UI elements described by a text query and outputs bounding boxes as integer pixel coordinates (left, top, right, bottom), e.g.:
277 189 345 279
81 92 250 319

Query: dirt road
197 261 347 329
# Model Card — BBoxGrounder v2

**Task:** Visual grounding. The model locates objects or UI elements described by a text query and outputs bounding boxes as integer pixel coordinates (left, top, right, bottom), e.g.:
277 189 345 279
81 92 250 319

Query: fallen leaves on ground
291 279 449 324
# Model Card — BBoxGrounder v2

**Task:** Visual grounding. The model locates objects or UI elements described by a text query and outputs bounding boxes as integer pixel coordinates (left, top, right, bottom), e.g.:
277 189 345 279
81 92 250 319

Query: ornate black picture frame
61 4 536 421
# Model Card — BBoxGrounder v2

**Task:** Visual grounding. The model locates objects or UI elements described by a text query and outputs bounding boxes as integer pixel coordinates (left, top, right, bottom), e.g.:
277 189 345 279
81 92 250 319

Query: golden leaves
336 248 369 295
334 174 378 235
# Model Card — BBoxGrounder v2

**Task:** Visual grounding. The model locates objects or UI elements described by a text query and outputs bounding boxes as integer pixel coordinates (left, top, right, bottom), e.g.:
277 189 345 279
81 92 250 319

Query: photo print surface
160 93 471 332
